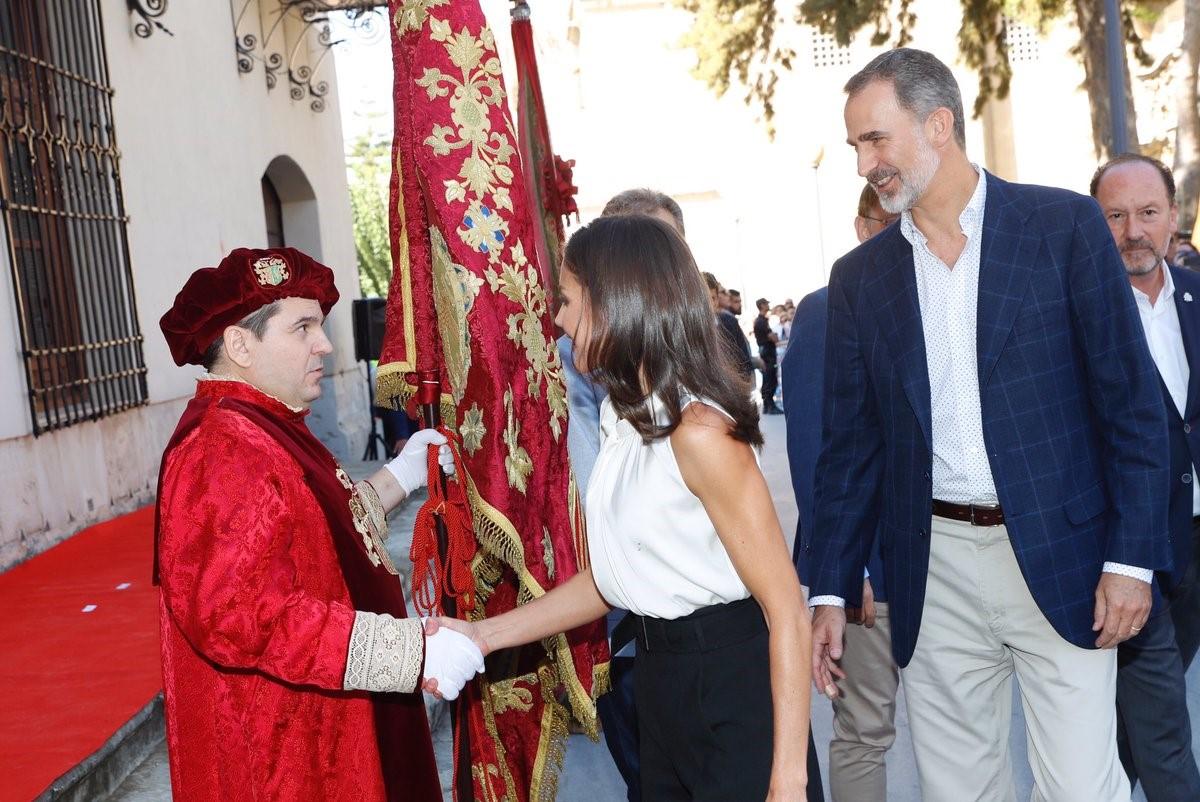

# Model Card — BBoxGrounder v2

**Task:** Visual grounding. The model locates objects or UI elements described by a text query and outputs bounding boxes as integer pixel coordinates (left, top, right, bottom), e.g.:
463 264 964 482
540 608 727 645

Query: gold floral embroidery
459 402 487 456
392 0 449 34
430 226 484 404
415 27 510 232
335 467 353 490
484 241 567 442
502 388 532 493
415 13 566 451
489 672 536 715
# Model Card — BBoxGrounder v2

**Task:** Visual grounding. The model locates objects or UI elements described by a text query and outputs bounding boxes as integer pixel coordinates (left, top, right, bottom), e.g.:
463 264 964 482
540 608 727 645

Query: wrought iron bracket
128 0 174 38
232 1 389 112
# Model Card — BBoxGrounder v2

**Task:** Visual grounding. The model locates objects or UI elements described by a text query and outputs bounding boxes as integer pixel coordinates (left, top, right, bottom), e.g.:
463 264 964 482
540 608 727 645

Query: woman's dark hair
563 215 761 447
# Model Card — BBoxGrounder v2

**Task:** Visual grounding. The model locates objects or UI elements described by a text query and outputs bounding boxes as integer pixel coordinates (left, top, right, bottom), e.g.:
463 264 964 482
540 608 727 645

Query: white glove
385 428 456 496
422 626 484 701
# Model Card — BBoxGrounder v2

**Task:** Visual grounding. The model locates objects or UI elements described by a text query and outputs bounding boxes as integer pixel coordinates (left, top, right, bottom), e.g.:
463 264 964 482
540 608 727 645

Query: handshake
420 619 485 700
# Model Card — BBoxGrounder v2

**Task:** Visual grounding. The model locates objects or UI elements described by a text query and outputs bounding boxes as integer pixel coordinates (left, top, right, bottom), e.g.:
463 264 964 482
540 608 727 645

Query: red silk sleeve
158 409 354 690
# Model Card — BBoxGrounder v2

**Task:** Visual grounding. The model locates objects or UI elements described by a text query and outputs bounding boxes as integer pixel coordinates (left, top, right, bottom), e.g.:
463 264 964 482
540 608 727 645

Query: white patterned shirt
811 168 1148 608
909 167 995 504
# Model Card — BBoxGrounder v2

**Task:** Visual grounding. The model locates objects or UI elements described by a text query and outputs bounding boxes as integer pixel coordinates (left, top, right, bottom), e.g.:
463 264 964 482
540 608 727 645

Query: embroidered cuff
343 611 424 694
1102 562 1153 584
354 480 388 541
808 595 846 608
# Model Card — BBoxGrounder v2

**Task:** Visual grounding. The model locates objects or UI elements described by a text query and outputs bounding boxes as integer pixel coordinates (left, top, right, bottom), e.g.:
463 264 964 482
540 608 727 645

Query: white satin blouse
586 391 752 619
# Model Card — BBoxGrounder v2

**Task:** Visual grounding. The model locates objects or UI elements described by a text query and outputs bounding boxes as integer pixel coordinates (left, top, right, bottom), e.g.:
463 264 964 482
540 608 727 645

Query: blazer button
923 471 931 481
1186 423 1192 434
1185 473 1194 485
919 529 927 538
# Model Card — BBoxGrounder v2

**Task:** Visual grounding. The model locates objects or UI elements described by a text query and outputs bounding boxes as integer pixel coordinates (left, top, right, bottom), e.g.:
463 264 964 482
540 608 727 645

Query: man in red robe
155 247 481 801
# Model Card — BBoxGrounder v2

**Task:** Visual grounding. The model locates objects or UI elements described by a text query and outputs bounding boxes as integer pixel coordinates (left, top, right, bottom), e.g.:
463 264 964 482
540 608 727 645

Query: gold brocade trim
430 225 483 405
381 102 418 375
479 670 520 802
462 469 603 737
529 664 570 802
567 470 588 571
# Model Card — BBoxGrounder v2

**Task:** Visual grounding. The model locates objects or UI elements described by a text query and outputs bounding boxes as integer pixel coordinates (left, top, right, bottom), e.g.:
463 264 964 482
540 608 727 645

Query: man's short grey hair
845 48 966 150
601 188 685 236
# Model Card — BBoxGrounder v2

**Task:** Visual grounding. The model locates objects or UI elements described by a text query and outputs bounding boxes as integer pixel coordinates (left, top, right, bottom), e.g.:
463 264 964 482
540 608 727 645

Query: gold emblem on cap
252 255 290 286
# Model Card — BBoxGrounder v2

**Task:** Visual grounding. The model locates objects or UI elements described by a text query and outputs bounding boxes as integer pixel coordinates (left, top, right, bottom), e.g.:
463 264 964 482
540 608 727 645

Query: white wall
0 0 363 568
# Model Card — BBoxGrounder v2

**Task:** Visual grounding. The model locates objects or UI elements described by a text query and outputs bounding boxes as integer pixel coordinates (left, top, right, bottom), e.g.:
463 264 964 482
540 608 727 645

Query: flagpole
417 370 474 802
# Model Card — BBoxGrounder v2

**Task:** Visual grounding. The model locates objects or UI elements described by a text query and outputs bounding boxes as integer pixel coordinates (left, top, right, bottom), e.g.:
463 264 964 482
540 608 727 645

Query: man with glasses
783 183 897 801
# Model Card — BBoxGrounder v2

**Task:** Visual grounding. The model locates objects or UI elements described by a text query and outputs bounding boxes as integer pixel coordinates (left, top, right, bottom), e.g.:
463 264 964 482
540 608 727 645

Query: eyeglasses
862 214 899 226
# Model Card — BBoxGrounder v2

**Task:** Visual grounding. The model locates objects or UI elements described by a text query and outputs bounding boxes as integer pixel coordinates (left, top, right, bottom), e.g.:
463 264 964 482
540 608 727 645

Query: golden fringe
373 368 457 422
529 664 571 802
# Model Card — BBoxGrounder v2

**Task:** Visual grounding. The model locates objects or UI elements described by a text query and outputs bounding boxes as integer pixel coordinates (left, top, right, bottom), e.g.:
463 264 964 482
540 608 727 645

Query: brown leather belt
932 499 1005 527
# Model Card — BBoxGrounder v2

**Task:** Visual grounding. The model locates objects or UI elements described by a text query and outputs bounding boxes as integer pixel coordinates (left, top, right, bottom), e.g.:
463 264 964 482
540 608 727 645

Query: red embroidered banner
378 3 608 800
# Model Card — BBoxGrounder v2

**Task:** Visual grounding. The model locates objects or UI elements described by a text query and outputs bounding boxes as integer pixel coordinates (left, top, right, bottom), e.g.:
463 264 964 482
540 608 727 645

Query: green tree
676 0 1158 160
347 128 392 298
1174 0 1199 230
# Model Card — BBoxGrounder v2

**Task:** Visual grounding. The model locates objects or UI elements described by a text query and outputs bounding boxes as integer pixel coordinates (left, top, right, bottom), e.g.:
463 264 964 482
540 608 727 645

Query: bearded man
808 49 1169 802
155 247 482 801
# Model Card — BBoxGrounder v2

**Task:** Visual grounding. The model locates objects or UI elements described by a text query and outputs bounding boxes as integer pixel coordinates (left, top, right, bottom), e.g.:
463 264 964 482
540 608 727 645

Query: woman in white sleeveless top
435 215 812 800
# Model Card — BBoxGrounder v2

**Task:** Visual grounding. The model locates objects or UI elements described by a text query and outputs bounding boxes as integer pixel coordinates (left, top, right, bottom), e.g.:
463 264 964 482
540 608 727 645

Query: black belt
631 597 765 654
932 499 1005 527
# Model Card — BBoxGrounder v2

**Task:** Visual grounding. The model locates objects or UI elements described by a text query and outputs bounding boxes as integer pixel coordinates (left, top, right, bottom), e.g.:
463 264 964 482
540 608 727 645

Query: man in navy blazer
784 183 897 801
809 49 1169 802
1093 154 1200 801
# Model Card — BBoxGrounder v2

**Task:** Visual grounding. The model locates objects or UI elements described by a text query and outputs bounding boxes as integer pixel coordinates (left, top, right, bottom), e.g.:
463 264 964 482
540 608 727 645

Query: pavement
108 413 1200 800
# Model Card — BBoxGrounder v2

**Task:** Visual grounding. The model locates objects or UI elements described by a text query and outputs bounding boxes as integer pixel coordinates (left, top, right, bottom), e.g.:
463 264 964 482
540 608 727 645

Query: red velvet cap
160 247 340 366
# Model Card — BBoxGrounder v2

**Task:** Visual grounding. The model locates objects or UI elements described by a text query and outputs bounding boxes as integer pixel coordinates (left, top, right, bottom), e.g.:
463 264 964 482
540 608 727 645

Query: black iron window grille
0 1 148 435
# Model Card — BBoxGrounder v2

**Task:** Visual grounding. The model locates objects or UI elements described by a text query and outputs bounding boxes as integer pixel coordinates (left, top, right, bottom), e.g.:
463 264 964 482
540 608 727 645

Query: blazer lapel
864 229 932 449
977 173 1038 388
1171 269 1200 420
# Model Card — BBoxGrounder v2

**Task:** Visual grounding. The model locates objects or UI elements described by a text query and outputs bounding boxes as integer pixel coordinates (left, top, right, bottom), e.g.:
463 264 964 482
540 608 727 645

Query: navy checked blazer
810 171 1171 668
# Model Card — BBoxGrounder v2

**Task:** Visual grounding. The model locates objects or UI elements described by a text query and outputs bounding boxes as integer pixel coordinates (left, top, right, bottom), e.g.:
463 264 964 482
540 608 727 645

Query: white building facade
0 0 368 570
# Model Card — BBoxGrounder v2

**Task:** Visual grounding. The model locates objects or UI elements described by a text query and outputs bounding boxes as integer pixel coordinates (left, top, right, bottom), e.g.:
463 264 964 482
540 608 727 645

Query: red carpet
0 506 161 802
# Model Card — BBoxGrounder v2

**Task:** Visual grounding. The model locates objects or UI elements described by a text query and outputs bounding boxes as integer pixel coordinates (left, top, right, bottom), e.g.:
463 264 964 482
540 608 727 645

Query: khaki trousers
901 516 1129 802
830 602 898 802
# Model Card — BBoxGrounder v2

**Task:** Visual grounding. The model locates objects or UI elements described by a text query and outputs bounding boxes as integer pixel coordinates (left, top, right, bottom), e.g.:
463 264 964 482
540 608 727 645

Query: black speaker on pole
352 297 388 362
353 297 389 461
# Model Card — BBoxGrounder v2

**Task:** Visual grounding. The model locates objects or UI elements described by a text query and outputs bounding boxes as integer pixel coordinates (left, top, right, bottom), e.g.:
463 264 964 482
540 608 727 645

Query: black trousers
599 610 641 801
760 353 779 409
1115 603 1200 801
632 599 823 801
1167 519 1200 670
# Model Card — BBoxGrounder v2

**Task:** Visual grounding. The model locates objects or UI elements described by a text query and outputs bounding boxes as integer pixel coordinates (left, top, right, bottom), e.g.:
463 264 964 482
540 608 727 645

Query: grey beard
878 139 941 215
1125 260 1159 277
